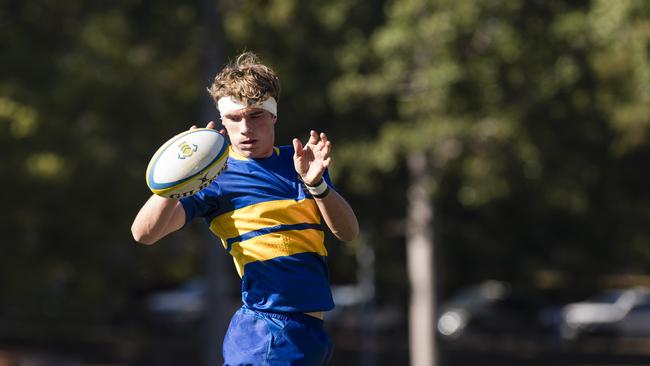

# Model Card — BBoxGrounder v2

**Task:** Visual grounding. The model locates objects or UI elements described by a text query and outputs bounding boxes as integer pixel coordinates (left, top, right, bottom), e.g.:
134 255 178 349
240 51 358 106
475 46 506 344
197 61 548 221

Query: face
221 108 276 158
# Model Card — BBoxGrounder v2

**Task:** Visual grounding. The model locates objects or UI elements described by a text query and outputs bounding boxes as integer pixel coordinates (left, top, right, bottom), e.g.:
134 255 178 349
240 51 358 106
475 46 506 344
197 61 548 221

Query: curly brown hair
208 52 281 107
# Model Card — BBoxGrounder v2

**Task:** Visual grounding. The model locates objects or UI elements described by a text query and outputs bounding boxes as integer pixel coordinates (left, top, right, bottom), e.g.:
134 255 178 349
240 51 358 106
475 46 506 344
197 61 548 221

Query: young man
131 52 359 365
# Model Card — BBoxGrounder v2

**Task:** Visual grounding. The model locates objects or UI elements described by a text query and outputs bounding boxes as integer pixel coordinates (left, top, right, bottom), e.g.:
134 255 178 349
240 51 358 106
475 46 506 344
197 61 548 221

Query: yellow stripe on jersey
208 198 326 277
209 198 321 241
226 229 327 277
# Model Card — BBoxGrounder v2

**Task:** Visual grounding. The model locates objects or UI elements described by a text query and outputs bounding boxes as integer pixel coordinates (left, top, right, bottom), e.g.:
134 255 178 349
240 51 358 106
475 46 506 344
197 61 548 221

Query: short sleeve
179 184 221 226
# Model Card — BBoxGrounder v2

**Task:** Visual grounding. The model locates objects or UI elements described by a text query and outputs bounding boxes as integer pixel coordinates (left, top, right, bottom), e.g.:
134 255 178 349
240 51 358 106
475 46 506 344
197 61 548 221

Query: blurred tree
329 0 650 363
1 0 649 364
0 0 209 349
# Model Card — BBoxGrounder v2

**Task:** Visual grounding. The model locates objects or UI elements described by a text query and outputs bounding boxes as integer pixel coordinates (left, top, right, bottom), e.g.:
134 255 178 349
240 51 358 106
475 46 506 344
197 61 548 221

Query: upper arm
132 195 189 245
165 201 187 234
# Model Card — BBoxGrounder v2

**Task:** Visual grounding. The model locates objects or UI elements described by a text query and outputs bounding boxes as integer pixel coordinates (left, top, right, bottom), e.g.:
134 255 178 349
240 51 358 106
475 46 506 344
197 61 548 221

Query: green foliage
0 0 204 336
1 0 649 349
330 0 650 295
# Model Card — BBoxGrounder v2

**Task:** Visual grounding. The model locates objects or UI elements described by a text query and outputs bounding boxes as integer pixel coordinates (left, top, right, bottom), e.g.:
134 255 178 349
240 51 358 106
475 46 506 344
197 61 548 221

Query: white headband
217 96 277 117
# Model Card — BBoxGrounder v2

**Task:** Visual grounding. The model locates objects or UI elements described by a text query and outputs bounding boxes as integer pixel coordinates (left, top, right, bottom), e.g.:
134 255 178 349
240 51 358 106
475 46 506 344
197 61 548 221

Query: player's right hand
190 121 217 130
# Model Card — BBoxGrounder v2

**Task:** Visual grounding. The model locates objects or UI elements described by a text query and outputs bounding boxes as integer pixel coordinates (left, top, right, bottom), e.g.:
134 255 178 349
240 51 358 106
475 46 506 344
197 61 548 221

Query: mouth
240 139 256 147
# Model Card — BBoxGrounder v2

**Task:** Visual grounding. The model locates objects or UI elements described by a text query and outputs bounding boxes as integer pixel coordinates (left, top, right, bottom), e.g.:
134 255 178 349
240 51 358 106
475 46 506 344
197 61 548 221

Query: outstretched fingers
315 132 332 158
308 130 319 146
298 129 333 162
293 138 304 158
321 140 332 157
322 157 331 169
189 121 216 130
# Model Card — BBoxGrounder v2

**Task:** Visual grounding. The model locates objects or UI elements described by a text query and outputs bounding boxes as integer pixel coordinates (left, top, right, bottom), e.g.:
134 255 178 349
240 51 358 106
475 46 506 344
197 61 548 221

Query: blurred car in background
145 278 206 326
556 286 650 341
616 302 650 337
437 280 542 342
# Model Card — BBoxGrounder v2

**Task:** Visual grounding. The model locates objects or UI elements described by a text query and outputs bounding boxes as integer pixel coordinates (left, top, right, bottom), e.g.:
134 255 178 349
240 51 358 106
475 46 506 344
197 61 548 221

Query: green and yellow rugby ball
146 128 228 199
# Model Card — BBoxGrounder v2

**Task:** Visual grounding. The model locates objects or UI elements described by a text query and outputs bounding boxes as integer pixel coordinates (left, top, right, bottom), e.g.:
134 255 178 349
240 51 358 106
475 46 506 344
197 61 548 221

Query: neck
229 146 275 159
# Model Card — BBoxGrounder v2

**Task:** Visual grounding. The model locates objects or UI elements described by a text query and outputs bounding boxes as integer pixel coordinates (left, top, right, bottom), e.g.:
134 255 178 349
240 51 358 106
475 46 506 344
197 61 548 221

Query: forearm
131 195 185 245
314 189 359 242
293 130 358 241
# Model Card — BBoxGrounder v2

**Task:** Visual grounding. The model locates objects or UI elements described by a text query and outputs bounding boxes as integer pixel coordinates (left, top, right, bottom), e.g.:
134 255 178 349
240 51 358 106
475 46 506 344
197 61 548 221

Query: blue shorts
223 307 333 366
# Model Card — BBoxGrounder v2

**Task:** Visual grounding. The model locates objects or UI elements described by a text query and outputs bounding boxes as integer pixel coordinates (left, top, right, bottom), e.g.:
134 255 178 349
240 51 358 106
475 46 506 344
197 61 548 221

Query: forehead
222 107 266 119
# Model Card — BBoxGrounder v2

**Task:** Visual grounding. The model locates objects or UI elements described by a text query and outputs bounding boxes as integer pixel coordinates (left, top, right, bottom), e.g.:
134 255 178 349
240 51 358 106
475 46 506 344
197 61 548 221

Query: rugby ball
146 128 229 199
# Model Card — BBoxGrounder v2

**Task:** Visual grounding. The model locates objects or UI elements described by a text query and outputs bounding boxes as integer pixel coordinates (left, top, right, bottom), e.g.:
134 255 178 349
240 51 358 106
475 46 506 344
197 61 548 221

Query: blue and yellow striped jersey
180 145 335 313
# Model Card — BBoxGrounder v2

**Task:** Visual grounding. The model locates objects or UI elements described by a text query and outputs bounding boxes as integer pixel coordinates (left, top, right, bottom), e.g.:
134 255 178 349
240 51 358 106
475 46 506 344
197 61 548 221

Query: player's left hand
293 130 332 186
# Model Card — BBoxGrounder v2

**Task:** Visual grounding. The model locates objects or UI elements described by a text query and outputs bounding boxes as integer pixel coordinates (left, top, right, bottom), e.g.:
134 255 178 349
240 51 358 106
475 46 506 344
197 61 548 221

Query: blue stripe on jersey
241 252 335 313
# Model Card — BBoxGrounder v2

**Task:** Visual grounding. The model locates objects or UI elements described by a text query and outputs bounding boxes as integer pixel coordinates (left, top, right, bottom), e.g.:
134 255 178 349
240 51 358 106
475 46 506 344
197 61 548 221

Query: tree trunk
199 1 230 365
406 151 436 366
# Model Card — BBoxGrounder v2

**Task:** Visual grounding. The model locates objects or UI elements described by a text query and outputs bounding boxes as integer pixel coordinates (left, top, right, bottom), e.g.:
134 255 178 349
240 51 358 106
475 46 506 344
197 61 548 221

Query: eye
250 112 264 119
224 114 242 122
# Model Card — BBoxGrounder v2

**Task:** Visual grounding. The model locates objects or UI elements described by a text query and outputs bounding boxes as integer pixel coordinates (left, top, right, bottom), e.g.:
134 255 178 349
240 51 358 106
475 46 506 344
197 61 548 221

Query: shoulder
277 145 295 156
275 145 295 165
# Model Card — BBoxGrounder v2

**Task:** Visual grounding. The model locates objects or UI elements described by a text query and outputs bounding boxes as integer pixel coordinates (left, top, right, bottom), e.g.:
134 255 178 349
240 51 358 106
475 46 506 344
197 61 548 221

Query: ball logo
177 141 198 159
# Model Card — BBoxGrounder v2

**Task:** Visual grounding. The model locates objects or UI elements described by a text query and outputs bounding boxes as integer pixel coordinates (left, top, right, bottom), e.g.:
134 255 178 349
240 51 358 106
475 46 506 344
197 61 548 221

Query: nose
239 117 254 135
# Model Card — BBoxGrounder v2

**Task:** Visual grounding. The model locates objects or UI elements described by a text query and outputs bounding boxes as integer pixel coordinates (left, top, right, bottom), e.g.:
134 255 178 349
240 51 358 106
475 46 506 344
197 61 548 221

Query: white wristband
304 179 328 197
